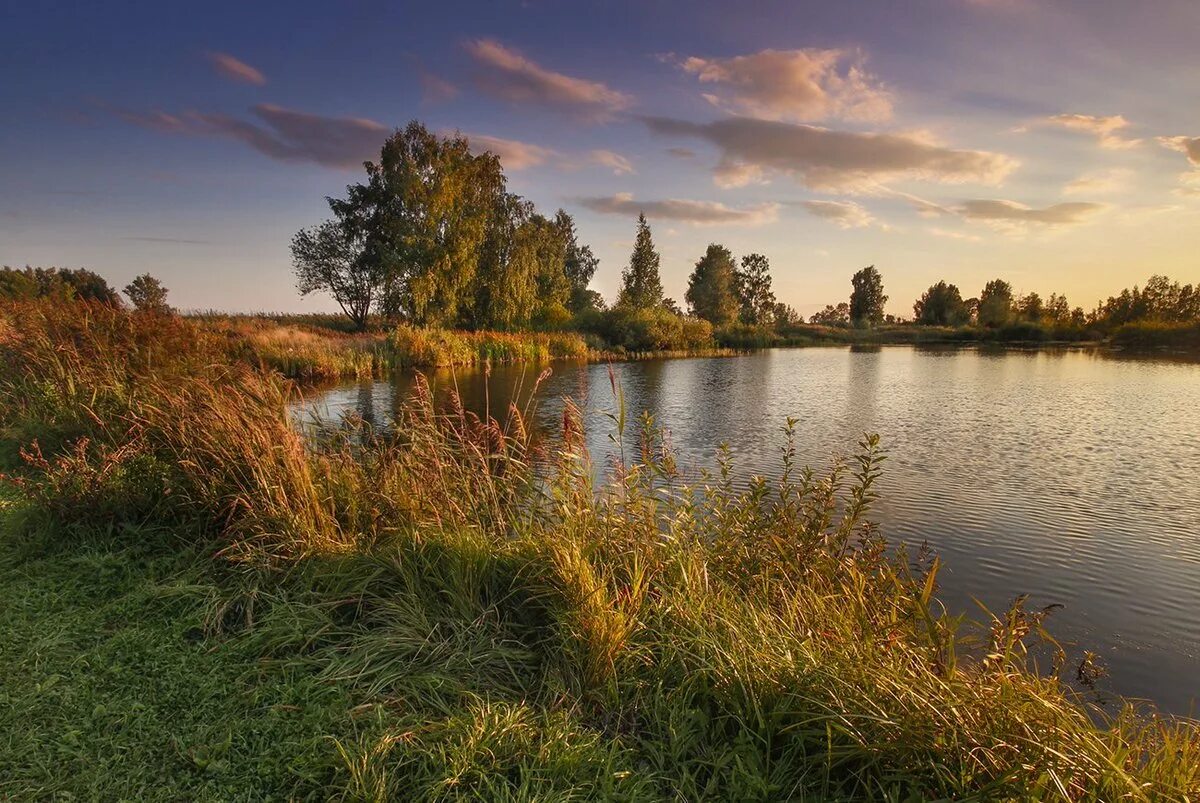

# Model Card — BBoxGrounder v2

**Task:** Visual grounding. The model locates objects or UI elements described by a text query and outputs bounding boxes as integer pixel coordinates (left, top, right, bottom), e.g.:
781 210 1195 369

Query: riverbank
3 299 1198 799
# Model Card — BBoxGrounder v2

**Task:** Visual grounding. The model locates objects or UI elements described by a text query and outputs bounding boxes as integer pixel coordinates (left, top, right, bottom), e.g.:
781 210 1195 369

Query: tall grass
2 299 1198 800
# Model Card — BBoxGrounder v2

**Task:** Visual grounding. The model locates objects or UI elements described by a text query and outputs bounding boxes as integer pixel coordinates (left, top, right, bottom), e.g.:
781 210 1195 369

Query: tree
977 279 1014 327
123 273 173 314
556 209 601 313
1016 292 1044 323
849 265 887 326
618 213 663 309
736 253 776 325
292 218 380 331
773 302 801 328
0 266 120 304
685 243 740 326
810 303 851 326
334 122 506 326
914 280 969 325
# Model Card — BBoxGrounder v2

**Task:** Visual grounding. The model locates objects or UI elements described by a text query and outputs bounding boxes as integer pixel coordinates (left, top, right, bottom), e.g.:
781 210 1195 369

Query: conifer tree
618 213 663 309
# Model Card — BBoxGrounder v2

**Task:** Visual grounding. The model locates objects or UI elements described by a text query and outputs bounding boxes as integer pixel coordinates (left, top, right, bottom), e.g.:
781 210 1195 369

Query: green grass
0 502 383 799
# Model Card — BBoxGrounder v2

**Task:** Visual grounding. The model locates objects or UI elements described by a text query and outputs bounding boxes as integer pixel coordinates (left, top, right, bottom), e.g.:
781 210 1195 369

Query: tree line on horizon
2 118 1197 345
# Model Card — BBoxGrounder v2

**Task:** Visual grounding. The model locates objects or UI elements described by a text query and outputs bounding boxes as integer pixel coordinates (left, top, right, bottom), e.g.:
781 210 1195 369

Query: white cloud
798 200 875 229
1039 114 1141 149
464 39 631 118
644 116 1016 192
1062 168 1132 196
927 226 982 242
579 192 779 226
678 48 892 123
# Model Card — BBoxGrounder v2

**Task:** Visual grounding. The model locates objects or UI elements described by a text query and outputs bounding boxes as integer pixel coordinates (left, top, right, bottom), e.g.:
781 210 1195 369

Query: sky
2 0 1199 317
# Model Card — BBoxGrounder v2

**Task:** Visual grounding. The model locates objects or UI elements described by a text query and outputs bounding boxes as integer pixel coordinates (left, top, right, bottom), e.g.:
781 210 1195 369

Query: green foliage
914 280 970 325
849 265 887 326
735 252 777 325
810 302 851 326
618 213 664 310
589 305 714 352
292 218 380 331
0 266 120 305
978 279 1014 327
123 272 174 314
1093 275 1200 328
684 243 740 326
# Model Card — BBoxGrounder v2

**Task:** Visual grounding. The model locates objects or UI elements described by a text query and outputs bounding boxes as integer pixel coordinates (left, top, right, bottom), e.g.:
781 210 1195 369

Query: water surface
297 346 1200 715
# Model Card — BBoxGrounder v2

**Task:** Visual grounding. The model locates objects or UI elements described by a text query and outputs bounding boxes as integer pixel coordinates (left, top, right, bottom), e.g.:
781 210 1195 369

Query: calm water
296 346 1200 715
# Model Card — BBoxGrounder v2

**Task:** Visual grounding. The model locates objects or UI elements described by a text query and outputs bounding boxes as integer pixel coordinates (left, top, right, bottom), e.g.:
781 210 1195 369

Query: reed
2 298 1197 800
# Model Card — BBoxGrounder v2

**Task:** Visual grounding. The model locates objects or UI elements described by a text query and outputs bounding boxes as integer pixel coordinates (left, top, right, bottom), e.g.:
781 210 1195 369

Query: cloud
464 132 557 170
419 70 459 103
678 48 892 123
958 199 1105 226
1039 114 1141 149
667 147 696 159
120 104 388 169
589 149 635 175
465 39 631 117
1062 168 1131 196
122 236 210 244
643 115 1016 192
205 52 266 86
1158 135 1200 166
927 227 982 242
797 200 875 228
579 192 779 226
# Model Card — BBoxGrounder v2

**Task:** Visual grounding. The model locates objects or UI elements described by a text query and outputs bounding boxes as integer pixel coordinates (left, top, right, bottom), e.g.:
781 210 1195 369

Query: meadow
1 299 1198 800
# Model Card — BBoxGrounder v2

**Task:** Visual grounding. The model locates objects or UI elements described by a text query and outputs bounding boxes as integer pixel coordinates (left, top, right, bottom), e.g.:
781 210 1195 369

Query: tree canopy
849 266 887 326
914 281 969 326
736 253 776 325
685 244 741 327
293 121 599 331
123 273 173 314
618 213 664 310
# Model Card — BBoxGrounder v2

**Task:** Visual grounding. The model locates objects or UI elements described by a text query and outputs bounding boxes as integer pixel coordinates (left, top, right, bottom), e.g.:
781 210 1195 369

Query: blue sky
2 0 1199 316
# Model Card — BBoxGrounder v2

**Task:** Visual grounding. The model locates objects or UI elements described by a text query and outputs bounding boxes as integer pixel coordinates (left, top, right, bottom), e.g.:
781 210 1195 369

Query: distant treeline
5 120 1198 353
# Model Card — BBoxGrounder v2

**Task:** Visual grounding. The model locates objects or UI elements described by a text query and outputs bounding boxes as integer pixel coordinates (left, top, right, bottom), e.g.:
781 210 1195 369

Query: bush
583 306 715 352
1110 320 1200 350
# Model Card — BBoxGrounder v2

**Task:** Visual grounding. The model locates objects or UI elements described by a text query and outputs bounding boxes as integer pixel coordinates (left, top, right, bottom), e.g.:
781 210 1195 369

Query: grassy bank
3 299 1199 800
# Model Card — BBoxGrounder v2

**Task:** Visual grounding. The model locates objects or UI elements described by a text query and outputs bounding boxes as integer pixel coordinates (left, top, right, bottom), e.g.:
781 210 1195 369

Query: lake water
296 346 1200 716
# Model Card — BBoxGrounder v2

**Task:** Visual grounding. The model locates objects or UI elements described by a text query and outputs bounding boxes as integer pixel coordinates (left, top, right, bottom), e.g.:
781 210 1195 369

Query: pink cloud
205 52 267 86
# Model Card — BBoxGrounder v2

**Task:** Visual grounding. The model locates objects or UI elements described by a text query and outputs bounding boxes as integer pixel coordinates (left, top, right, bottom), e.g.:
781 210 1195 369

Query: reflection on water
294 346 1200 716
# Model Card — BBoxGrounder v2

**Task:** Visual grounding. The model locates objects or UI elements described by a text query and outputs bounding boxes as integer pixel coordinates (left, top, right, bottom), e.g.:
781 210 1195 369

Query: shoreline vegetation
2 298 1199 799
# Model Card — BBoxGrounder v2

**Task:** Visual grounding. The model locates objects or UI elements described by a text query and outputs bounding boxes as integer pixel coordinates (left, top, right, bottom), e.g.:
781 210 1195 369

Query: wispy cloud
1158 135 1200 166
588 149 635 175
464 39 631 118
958 199 1106 227
119 104 388 169
419 70 459 104
643 116 1016 192
797 199 875 229
677 48 892 123
204 52 266 86
1036 114 1141 149
463 132 557 170
1062 168 1131 196
579 192 779 226
122 236 210 244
